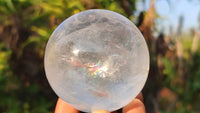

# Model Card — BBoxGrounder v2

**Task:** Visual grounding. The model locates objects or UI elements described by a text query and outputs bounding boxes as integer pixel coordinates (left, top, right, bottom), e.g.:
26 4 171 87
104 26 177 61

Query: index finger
55 98 79 113
122 93 146 113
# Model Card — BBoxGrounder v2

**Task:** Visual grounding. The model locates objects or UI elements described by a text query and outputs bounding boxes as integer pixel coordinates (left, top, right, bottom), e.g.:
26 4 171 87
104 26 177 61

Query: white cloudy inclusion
44 9 149 112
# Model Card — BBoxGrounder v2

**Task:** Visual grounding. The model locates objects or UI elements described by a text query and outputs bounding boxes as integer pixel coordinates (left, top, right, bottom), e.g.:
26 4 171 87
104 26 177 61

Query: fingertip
122 98 146 113
92 110 110 113
55 98 79 113
135 93 143 102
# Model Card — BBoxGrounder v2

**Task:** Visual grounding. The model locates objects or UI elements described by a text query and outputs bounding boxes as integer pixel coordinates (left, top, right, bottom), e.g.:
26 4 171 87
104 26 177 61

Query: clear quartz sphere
44 9 149 112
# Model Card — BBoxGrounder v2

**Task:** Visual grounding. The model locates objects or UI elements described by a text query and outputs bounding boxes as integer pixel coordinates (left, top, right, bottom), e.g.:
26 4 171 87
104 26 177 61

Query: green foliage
0 43 53 113
161 37 200 112
162 57 177 82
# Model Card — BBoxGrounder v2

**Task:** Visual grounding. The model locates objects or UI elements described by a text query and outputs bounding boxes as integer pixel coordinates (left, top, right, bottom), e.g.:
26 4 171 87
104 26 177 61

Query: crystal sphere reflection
44 9 149 112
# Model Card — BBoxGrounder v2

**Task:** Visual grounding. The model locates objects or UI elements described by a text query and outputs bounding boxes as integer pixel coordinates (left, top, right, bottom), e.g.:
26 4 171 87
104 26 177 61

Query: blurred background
0 0 200 113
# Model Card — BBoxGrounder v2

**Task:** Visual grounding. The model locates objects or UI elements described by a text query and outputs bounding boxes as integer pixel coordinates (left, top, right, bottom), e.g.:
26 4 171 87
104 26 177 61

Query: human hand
55 93 145 113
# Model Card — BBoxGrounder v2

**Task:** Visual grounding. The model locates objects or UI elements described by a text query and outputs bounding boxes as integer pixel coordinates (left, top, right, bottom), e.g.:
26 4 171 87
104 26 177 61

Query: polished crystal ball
44 9 149 112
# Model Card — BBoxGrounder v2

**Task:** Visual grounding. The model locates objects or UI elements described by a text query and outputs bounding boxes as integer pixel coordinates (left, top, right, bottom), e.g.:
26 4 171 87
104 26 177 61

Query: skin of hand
55 93 145 113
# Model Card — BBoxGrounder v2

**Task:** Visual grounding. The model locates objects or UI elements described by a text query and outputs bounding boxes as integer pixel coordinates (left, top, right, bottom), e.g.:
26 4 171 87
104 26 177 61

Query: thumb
92 110 110 113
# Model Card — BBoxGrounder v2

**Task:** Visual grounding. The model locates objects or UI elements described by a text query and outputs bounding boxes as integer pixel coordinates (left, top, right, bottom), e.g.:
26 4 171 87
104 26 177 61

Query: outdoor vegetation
0 0 200 113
